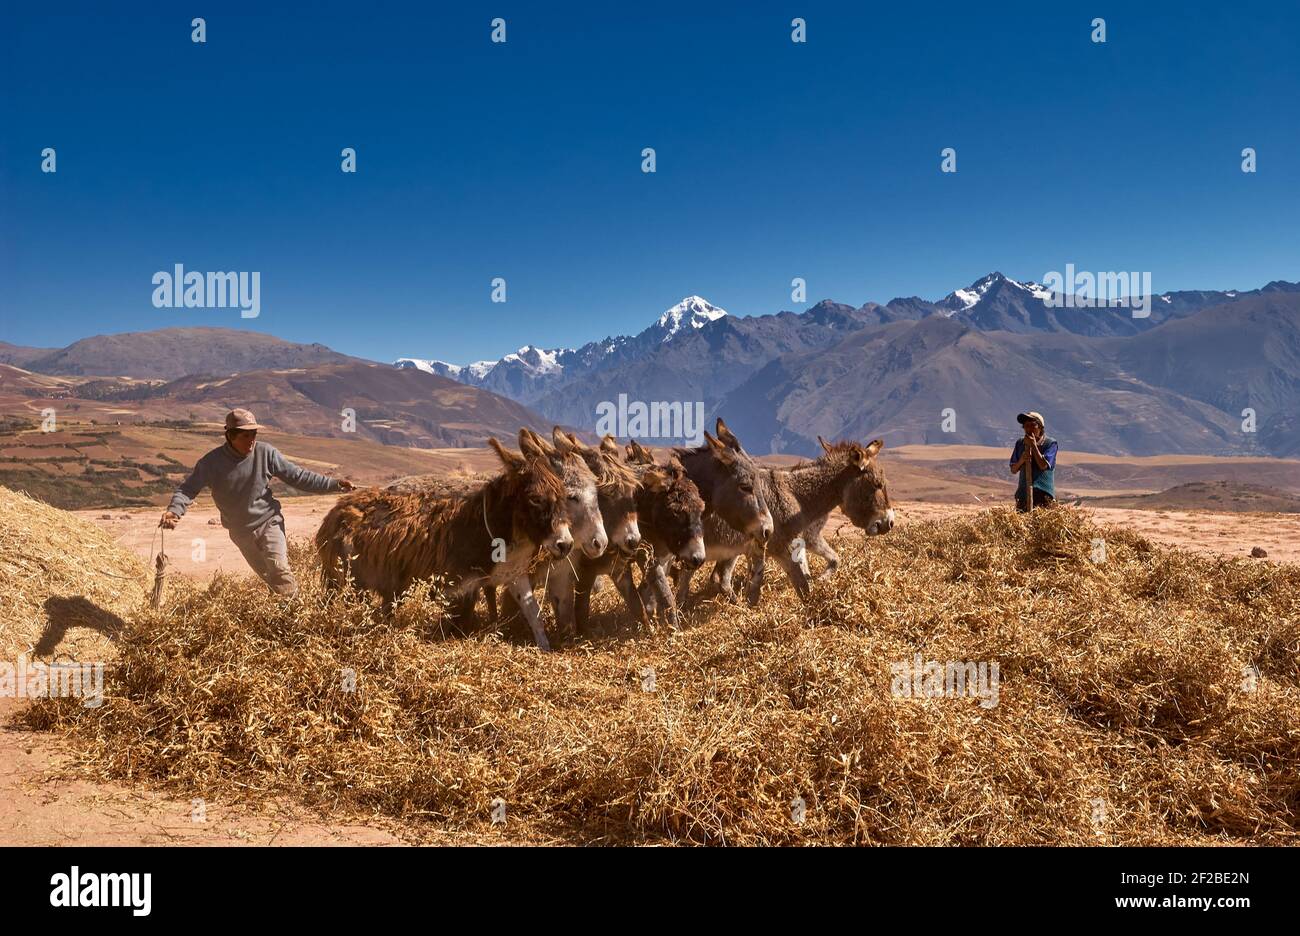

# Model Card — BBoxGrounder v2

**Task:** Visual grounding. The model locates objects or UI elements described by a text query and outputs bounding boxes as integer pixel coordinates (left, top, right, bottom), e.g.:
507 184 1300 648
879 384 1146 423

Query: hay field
14 490 1300 845
0 486 147 662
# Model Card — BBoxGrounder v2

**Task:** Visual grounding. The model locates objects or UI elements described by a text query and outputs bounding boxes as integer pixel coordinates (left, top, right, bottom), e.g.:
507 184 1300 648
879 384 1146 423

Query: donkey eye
568 494 580 502
740 484 754 494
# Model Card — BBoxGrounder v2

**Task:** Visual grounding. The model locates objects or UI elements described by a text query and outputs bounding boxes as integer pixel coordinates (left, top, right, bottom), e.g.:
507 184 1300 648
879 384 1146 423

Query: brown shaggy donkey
542 436 707 636
509 433 640 636
315 428 578 650
611 455 707 630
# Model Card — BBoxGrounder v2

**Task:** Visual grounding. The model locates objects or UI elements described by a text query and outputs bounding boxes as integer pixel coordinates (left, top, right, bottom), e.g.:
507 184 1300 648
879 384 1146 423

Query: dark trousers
1016 489 1054 512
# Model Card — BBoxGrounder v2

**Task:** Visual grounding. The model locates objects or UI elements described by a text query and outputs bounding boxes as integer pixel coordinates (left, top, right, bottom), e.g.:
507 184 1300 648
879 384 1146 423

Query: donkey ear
704 432 735 462
818 436 833 455
491 437 526 471
518 429 546 459
600 434 621 456
566 430 592 452
531 427 557 455
715 418 742 451
864 439 884 459
551 426 576 454
668 453 685 472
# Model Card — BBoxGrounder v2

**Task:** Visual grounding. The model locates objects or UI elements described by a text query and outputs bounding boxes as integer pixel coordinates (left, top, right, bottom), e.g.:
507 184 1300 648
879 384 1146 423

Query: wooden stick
151 524 169 608
1022 436 1034 513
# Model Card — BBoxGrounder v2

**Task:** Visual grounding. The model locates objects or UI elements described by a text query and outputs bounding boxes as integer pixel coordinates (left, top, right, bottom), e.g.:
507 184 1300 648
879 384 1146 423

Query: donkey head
491 435 572 559
566 432 641 556
639 456 706 568
819 436 894 535
676 419 773 542
522 427 608 559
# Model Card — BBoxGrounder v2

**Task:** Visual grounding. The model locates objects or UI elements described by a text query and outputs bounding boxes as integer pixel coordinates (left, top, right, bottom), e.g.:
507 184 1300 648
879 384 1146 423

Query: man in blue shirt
160 408 354 596
1009 410 1057 512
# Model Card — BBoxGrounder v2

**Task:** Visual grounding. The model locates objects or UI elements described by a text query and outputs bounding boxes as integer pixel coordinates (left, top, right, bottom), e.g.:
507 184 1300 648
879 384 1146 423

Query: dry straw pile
0 485 147 662
20 501 1300 845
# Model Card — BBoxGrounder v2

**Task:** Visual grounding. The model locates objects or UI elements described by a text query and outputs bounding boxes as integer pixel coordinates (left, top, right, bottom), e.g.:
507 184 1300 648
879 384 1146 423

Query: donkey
548 447 708 635
315 428 576 649
674 423 773 543
633 421 773 624
523 426 609 562
676 423 893 606
460 426 611 639
538 433 641 635
784 446 895 579
610 455 708 630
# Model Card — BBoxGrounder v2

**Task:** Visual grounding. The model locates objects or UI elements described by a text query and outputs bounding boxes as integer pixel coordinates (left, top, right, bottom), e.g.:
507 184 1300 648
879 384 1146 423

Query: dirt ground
82 494 1300 580
0 694 409 845
4 495 1294 847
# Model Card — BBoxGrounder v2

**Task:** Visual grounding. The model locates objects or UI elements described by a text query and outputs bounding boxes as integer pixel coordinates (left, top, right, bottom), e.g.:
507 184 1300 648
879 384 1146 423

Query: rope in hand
150 518 170 609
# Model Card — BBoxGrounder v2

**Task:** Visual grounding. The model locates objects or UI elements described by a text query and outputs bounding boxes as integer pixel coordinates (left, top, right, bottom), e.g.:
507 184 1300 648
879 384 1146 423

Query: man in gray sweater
160 409 354 597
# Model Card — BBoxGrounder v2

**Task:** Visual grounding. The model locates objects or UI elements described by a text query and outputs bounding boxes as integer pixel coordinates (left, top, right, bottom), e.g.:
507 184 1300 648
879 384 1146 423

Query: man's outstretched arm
269 447 354 493
162 462 206 527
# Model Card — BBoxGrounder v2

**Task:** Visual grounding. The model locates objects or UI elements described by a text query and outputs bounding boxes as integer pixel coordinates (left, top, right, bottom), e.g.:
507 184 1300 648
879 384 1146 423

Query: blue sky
2 1 1297 364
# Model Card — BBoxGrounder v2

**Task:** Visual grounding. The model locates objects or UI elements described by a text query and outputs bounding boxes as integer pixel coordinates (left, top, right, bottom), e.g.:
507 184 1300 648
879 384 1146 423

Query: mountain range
1 327 360 379
393 274 1300 457
4 273 1298 458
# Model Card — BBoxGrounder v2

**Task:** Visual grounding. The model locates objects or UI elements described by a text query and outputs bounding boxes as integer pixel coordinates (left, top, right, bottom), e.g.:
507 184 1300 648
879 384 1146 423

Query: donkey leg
771 549 812 602
573 565 599 635
713 557 739 600
508 575 551 651
633 561 662 624
807 530 840 579
673 561 696 609
546 561 577 639
655 557 683 628
325 531 353 592
484 586 498 622
612 564 647 624
743 548 771 606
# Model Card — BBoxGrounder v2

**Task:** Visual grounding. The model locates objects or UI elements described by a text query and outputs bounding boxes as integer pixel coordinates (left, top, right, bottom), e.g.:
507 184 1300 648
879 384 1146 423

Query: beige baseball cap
225 408 265 431
1017 411 1045 430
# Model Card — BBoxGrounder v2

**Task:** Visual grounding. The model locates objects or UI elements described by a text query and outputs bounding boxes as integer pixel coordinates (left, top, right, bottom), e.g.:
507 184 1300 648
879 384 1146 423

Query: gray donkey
674 421 893 607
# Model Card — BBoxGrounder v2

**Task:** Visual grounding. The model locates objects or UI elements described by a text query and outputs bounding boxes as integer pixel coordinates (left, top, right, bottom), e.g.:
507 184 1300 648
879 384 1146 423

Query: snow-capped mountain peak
942 272 1056 313
943 273 1005 314
394 357 496 379
655 296 728 340
500 345 566 375
1005 277 1055 301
